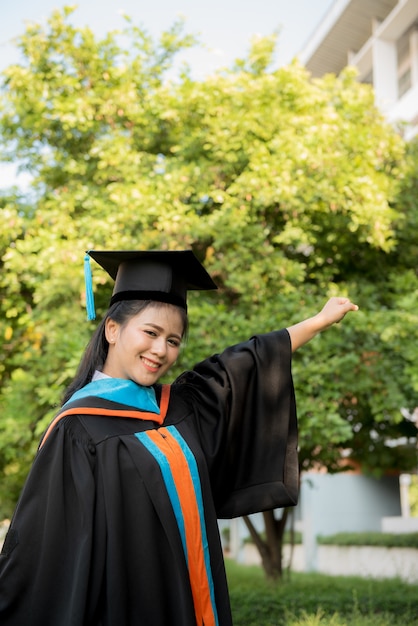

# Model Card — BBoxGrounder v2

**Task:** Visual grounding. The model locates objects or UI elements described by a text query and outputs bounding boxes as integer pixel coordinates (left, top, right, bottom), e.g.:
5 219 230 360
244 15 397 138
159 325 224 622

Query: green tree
0 7 417 579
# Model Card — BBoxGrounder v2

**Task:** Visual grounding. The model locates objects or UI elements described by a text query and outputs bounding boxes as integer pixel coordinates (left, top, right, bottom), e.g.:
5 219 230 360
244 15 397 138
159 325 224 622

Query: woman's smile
141 356 163 371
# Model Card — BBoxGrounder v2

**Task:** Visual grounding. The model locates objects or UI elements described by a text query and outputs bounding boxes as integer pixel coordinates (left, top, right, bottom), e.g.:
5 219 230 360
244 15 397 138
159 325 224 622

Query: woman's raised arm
287 297 359 352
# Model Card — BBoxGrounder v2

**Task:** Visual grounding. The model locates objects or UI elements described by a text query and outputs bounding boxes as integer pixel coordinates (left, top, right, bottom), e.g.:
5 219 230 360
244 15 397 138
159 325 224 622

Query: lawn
225 559 418 625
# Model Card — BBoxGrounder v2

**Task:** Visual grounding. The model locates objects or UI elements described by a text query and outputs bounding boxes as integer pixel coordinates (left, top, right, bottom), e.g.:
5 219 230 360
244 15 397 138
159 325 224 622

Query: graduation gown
0 329 298 626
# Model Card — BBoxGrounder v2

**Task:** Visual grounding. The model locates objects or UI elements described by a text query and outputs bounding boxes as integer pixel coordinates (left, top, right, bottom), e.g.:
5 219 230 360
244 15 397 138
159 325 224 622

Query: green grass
317 532 418 548
225 559 418 626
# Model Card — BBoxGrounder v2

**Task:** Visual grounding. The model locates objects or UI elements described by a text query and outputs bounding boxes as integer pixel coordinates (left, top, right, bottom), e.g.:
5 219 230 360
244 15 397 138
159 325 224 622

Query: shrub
317 532 418 548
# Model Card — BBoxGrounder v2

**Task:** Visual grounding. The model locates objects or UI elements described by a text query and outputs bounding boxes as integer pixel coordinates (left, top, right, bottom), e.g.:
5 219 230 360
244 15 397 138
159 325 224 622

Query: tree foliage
1 7 417 577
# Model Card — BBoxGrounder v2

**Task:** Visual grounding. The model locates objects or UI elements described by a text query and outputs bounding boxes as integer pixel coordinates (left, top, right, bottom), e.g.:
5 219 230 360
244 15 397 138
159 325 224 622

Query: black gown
0 329 298 625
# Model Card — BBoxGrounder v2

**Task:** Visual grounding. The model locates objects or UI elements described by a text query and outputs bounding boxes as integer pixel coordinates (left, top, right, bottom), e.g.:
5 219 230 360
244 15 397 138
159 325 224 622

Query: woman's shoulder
38 407 96 451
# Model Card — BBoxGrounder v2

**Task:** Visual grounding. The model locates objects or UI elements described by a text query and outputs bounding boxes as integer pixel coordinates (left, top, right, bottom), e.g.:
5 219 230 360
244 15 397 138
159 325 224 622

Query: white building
298 0 418 140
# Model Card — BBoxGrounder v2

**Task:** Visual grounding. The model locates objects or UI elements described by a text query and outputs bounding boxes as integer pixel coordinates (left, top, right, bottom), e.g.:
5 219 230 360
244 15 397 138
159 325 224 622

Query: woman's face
103 303 184 386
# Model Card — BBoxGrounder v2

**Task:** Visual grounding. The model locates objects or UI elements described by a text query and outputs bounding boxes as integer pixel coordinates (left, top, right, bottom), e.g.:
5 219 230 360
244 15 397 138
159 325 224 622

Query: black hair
62 300 188 405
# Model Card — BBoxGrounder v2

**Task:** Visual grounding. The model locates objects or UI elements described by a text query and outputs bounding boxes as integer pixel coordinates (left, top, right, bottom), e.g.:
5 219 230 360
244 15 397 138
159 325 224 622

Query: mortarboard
84 249 217 319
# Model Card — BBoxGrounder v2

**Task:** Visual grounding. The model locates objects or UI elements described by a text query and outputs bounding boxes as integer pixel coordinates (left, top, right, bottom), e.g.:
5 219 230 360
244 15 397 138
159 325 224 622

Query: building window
397 29 412 98
362 70 373 86
398 68 411 97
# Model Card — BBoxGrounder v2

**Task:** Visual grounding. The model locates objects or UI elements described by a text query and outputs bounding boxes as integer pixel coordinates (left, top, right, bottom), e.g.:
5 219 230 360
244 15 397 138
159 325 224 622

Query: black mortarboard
84 249 217 319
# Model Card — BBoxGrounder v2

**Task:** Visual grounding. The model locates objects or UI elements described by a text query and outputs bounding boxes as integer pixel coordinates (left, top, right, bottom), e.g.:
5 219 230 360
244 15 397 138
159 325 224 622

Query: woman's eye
168 339 180 348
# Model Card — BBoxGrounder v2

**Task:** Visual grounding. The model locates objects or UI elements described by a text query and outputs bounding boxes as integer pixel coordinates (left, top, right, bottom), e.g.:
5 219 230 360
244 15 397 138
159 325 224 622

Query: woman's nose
151 337 167 357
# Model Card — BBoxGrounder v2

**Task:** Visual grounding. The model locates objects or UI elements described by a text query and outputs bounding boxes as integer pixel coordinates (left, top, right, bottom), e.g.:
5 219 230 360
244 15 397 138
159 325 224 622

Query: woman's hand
315 297 359 329
287 297 359 352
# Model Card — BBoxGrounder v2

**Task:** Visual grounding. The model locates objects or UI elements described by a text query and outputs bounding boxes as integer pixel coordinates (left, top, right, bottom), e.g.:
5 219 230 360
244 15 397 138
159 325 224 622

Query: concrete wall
241 543 418 584
221 473 403 572
299 473 401 570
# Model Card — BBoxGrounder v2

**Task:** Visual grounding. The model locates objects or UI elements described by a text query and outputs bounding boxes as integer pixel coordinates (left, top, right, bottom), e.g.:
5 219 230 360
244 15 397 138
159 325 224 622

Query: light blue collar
64 378 160 414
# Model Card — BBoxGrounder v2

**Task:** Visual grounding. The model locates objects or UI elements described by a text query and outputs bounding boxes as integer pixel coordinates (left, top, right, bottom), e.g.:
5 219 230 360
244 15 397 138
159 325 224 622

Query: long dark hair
62 300 188 404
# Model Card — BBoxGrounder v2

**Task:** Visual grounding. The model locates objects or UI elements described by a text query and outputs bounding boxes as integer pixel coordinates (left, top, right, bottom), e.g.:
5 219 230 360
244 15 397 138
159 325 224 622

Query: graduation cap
84 249 217 320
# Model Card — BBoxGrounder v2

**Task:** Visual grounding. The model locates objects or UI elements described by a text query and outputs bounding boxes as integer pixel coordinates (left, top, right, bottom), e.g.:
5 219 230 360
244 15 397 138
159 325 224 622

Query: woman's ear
105 318 119 345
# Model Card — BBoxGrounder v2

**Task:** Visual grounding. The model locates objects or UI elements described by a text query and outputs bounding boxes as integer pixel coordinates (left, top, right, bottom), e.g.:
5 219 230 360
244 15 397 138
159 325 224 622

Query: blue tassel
84 253 96 321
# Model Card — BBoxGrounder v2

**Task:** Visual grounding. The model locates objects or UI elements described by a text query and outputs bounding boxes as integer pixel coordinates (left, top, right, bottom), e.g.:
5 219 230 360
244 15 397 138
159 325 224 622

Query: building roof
299 0 398 77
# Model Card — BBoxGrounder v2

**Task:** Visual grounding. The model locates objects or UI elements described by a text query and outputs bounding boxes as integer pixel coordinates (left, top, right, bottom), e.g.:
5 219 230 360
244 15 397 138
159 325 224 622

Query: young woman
0 250 358 626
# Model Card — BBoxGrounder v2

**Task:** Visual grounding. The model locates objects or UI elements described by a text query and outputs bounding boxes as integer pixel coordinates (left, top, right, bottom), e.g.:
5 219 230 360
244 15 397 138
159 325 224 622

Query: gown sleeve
0 417 103 626
176 329 298 518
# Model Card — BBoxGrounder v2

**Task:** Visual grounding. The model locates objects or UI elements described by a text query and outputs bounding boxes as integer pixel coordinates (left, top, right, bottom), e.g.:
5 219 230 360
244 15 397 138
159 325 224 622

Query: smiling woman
103 303 184 384
0 247 358 626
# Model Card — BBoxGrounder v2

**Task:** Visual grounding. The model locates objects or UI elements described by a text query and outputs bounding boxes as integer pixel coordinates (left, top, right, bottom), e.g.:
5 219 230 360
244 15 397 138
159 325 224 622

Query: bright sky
0 0 335 188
